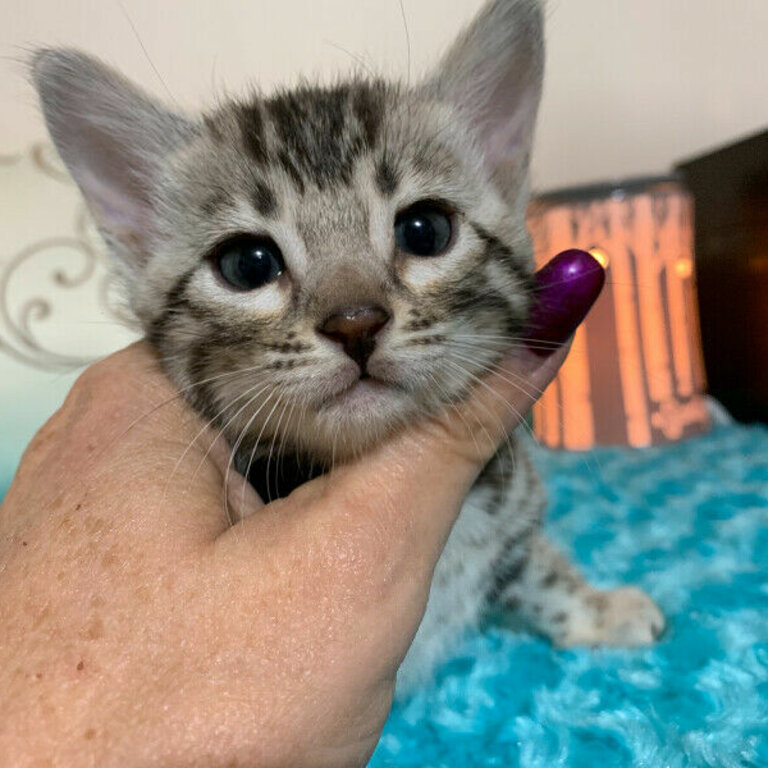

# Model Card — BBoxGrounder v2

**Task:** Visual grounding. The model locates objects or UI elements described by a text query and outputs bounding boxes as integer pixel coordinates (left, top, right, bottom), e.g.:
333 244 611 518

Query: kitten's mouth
319 373 397 410
340 374 390 396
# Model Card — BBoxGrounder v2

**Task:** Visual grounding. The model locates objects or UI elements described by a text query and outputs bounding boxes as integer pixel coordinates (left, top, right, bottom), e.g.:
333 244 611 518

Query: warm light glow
589 248 610 269
608 202 652 447
527 180 710 449
675 258 694 279
747 257 768 274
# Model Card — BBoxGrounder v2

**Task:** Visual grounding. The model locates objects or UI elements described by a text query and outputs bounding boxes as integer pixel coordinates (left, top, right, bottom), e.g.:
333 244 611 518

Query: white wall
2 0 768 190
0 0 767 485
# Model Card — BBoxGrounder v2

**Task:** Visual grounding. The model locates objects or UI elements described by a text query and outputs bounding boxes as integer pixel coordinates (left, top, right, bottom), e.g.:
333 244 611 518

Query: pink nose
317 305 390 370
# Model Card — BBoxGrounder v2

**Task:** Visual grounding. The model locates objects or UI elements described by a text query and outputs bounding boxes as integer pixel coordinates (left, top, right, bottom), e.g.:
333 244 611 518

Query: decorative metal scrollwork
0 143 128 371
0 153 22 166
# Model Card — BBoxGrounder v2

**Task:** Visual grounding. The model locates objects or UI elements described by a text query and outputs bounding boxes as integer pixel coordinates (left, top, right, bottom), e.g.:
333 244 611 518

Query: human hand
0 250 603 768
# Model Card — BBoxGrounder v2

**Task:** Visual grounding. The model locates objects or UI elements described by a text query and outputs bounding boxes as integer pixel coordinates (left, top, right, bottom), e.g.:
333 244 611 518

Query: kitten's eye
214 236 285 291
395 203 453 257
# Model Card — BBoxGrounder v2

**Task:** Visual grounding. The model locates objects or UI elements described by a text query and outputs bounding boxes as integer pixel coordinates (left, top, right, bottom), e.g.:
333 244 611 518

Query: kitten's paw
557 587 665 648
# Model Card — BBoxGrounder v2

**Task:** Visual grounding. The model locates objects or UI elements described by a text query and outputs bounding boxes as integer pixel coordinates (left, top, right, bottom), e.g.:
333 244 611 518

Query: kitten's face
33 0 544 466
145 84 533 461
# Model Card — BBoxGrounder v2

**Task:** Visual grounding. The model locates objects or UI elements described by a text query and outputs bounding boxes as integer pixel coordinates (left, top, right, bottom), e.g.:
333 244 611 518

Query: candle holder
527 176 710 449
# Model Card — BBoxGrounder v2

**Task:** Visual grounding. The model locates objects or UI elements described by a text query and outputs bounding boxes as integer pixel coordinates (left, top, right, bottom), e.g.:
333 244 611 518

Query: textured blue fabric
370 423 768 767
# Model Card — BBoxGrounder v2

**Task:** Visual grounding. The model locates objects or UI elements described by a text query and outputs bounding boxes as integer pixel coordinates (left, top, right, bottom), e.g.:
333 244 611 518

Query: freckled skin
0 340 567 765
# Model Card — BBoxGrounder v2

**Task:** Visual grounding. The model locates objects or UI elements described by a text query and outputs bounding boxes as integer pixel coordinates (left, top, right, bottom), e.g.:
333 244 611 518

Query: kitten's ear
31 49 195 261
422 0 544 206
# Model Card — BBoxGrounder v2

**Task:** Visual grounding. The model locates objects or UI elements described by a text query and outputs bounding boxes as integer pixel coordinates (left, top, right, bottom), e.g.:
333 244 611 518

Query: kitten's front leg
499 535 665 647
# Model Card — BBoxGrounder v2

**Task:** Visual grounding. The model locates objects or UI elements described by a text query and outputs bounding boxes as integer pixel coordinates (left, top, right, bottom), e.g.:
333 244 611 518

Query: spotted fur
32 0 664 697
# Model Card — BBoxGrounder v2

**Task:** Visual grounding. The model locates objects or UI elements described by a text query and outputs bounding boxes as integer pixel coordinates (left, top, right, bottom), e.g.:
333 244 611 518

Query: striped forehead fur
195 78 465 222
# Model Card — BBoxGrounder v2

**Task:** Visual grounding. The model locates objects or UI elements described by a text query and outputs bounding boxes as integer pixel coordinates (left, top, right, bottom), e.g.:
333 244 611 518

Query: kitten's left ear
31 48 196 264
422 0 544 208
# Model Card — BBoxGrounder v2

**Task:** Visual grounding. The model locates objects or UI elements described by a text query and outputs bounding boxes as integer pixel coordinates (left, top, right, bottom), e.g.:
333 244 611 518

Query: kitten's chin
322 377 393 408
305 378 416 459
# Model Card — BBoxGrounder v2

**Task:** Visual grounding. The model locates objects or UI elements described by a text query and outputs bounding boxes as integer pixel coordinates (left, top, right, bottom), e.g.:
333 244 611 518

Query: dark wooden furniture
677 130 768 423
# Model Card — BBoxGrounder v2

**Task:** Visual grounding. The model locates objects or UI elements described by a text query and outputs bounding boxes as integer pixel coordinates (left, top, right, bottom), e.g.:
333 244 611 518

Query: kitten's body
33 0 664 697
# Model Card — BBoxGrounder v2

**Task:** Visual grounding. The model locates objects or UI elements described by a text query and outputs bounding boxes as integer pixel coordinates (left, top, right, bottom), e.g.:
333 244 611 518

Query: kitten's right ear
31 49 195 263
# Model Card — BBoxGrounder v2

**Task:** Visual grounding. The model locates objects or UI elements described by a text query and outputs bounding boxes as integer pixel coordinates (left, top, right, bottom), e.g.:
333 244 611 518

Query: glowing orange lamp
527 177 710 449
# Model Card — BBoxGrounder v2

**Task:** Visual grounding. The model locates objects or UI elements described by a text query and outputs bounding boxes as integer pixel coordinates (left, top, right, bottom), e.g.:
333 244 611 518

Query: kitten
32 0 664 695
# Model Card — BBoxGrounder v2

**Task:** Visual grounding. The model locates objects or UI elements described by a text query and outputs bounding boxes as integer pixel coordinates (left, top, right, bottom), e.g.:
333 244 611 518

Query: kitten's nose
318 305 391 371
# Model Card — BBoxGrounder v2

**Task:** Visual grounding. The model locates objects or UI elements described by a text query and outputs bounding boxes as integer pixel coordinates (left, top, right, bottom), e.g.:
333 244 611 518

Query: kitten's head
32 0 544 465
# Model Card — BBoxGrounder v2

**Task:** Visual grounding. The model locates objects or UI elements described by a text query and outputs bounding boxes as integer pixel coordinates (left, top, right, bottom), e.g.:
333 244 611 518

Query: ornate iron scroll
0 144 128 371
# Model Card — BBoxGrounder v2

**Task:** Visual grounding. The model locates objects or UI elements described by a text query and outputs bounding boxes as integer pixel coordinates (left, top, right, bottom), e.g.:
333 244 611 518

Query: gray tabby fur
32 0 663 696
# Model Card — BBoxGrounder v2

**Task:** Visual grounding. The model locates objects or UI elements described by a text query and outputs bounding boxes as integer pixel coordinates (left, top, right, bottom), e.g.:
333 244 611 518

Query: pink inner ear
79 166 150 240
481 77 539 171
33 49 192 265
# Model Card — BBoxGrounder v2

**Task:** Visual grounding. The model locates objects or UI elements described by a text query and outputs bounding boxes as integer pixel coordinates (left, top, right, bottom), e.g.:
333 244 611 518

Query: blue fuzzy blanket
371 424 768 767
